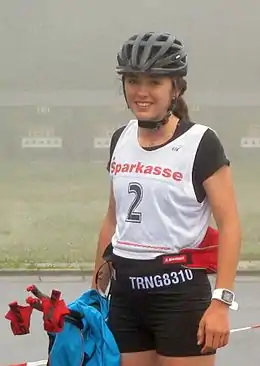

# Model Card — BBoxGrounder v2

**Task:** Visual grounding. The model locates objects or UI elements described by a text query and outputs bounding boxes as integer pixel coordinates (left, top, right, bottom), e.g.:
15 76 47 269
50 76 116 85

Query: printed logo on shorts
162 254 188 265
129 269 194 290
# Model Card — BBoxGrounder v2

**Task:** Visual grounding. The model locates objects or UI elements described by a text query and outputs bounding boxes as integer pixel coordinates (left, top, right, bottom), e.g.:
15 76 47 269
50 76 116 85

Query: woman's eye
127 78 137 84
151 79 161 85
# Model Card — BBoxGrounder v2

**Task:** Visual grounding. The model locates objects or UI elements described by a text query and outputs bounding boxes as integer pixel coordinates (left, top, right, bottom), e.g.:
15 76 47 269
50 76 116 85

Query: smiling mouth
135 102 152 108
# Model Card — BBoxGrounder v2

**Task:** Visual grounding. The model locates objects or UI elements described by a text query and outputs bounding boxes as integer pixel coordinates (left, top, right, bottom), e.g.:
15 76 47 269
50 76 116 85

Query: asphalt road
0 275 259 365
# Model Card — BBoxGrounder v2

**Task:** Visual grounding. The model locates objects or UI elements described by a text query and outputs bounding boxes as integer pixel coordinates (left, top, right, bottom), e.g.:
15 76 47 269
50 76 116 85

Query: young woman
92 32 241 366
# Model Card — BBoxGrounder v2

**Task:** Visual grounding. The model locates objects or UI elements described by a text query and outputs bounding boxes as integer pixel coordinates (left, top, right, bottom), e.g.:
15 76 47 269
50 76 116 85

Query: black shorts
107 254 216 357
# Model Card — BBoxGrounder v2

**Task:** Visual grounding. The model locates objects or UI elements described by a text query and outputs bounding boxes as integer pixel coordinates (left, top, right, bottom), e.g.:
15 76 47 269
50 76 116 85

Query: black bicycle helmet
116 32 188 129
116 32 188 77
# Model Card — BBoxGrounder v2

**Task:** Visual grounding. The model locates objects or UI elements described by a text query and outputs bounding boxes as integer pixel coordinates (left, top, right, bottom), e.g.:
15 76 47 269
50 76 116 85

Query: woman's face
124 73 176 121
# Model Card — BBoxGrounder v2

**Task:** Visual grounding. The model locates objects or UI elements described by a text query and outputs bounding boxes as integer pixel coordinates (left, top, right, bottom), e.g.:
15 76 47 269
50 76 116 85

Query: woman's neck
137 115 180 148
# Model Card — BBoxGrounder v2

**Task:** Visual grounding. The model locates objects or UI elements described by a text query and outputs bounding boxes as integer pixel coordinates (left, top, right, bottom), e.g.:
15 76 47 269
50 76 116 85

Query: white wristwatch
212 288 239 311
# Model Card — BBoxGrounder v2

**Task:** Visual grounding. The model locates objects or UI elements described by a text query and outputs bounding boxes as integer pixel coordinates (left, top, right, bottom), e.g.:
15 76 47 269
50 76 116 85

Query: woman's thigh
121 351 158 366
149 302 215 358
157 354 216 366
141 270 215 359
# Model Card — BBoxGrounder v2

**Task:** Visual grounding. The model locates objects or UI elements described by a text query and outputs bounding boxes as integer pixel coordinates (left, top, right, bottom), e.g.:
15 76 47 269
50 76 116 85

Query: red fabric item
198 226 219 248
5 301 33 335
180 226 219 273
26 296 43 311
25 285 70 333
41 289 70 333
26 285 47 299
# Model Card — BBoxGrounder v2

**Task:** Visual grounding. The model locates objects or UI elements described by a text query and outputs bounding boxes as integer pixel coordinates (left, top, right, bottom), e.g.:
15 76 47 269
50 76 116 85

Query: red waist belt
163 226 219 274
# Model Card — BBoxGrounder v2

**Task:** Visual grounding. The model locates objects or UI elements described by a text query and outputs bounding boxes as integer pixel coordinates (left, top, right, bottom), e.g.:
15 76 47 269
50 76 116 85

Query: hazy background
0 0 259 267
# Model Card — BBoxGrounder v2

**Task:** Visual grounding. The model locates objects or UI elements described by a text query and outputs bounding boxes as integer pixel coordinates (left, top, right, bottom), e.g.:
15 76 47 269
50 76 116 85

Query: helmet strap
138 111 171 130
137 98 177 130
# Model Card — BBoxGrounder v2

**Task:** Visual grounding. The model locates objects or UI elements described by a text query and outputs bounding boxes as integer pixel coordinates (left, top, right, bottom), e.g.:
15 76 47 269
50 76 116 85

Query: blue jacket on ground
48 289 120 366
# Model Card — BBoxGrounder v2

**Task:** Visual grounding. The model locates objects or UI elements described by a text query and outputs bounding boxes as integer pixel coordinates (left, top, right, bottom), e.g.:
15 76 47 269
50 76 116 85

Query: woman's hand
197 300 230 354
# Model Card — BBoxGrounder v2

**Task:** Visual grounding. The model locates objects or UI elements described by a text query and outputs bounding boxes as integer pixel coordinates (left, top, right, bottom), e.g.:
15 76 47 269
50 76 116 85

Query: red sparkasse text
110 160 183 181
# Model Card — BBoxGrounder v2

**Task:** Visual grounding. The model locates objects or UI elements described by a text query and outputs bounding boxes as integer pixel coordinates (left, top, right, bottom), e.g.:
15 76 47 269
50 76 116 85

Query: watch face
222 290 234 303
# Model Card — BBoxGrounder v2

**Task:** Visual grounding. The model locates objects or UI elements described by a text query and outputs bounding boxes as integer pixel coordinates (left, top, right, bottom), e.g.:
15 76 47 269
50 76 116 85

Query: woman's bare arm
91 182 116 290
203 165 241 292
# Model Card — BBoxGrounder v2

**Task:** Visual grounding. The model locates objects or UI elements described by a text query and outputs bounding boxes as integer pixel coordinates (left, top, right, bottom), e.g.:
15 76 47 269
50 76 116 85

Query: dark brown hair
172 77 190 121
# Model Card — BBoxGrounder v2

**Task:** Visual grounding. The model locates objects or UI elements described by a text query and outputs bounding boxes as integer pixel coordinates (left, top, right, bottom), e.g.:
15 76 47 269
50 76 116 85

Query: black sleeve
192 128 230 202
106 126 126 172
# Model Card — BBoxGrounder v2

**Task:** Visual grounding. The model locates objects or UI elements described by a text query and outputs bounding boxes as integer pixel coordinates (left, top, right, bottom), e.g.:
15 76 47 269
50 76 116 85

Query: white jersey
109 120 212 260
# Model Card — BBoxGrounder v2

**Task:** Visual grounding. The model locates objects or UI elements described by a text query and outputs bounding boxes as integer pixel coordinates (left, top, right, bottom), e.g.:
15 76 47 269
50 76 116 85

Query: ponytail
172 77 190 121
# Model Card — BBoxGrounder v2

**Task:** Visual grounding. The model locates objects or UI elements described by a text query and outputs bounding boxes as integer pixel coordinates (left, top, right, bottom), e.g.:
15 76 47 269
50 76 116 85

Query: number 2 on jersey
126 182 143 223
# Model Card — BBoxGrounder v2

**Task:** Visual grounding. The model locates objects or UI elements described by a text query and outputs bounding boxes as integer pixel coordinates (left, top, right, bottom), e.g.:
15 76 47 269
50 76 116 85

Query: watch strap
212 288 239 311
